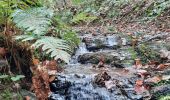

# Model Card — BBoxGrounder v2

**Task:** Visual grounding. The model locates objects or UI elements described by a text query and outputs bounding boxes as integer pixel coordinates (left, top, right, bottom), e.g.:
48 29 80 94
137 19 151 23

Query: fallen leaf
137 70 150 79
132 38 138 47
164 63 170 66
45 60 57 66
145 76 162 83
49 75 56 82
25 96 31 100
148 61 159 65
135 80 143 86
48 70 57 75
156 64 166 70
134 85 147 94
33 58 39 65
0 47 6 56
135 59 142 69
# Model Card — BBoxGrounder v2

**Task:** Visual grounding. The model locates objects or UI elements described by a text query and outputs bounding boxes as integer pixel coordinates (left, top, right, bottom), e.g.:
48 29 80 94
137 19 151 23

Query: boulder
83 35 123 51
94 71 111 87
78 50 121 64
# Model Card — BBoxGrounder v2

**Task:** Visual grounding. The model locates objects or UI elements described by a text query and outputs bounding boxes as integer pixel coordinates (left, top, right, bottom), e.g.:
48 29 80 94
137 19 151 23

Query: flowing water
49 34 143 100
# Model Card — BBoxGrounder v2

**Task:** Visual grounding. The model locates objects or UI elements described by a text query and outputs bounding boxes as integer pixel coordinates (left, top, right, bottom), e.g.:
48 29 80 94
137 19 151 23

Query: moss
135 44 160 63
159 95 170 100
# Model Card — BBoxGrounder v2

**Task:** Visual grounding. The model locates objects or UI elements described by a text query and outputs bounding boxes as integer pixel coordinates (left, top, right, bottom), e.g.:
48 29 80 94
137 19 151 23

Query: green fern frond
12 7 53 35
15 35 36 42
32 36 71 63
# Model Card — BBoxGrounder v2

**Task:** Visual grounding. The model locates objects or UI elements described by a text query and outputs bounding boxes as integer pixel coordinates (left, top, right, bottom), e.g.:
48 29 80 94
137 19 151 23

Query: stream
48 33 163 100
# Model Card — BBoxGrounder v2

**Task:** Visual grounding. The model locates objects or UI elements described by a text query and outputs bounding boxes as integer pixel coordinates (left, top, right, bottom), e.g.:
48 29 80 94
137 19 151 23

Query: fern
32 36 71 63
15 35 72 63
12 7 53 35
13 7 73 63
15 35 36 42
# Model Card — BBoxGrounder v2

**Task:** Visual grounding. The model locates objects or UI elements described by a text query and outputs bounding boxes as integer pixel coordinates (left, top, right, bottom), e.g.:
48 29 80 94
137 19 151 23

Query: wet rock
83 36 106 51
83 35 123 51
50 77 71 95
78 50 121 64
142 32 169 43
110 60 125 68
94 71 111 87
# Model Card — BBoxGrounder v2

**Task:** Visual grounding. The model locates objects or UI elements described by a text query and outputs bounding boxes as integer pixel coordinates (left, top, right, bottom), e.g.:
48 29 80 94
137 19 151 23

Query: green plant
159 95 170 100
11 75 25 82
0 0 41 25
0 74 25 82
71 12 97 24
146 0 170 18
53 12 80 51
12 7 53 35
0 89 13 100
12 7 74 63
136 44 160 63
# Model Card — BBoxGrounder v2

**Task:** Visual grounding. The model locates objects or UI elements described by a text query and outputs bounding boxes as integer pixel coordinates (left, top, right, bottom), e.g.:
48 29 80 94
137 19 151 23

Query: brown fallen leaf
0 47 6 56
132 38 138 47
134 58 142 69
156 64 166 70
49 75 56 82
33 58 39 65
134 85 147 94
135 80 143 86
137 70 150 79
25 96 31 100
145 76 162 83
148 60 159 65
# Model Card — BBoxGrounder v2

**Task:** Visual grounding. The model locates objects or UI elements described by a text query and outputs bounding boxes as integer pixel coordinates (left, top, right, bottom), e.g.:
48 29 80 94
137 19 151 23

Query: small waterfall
69 42 89 65
76 43 88 54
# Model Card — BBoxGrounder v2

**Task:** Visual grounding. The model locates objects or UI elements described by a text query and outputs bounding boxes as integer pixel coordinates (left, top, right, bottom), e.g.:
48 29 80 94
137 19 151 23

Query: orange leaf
145 76 162 83
156 64 167 70
33 58 39 65
49 75 56 82
135 80 143 86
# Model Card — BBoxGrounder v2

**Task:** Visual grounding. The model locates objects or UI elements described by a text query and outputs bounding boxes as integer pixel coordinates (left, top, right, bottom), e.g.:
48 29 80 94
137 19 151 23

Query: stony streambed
49 32 170 100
